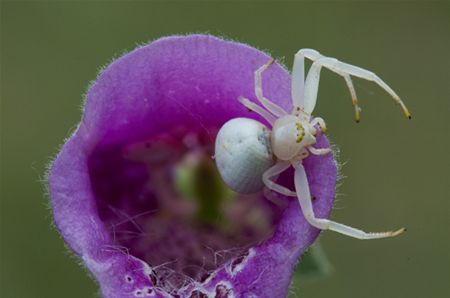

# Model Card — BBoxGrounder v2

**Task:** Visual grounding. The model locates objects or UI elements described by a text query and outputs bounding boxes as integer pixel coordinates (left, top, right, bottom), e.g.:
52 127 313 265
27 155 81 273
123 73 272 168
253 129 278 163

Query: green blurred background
1 1 449 297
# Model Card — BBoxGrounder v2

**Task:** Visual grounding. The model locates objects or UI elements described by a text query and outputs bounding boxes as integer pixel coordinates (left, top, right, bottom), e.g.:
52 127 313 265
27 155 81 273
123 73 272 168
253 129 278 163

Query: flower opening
49 35 336 298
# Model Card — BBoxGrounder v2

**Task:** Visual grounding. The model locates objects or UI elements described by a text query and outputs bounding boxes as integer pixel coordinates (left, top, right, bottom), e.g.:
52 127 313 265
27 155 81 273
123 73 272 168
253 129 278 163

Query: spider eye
295 122 305 143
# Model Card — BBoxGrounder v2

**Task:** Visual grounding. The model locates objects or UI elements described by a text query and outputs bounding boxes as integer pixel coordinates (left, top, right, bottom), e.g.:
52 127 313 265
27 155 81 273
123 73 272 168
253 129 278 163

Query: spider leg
299 49 410 118
307 146 332 156
262 161 296 197
291 51 306 110
294 49 361 121
254 59 288 117
310 117 327 132
293 163 406 240
343 74 361 122
237 96 276 125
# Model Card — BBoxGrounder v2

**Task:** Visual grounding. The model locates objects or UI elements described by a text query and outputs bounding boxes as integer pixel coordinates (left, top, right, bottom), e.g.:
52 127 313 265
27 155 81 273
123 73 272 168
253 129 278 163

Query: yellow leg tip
399 102 411 119
353 104 361 123
391 227 407 237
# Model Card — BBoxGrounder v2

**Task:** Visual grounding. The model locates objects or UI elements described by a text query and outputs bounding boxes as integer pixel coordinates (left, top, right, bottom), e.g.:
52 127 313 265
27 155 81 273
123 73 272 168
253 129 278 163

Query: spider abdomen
215 118 274 194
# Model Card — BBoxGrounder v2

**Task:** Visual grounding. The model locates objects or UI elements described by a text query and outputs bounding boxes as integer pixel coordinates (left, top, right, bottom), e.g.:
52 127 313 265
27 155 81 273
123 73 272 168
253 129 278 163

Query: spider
214 49 410 239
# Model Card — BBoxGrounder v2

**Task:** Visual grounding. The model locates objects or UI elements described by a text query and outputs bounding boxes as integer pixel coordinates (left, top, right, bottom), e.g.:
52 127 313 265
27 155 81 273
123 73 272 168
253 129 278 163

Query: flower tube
49 35 336 298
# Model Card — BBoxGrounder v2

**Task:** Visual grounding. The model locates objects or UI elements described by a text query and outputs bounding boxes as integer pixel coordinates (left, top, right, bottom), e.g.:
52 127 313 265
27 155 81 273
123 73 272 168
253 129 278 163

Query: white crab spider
215 49 410 240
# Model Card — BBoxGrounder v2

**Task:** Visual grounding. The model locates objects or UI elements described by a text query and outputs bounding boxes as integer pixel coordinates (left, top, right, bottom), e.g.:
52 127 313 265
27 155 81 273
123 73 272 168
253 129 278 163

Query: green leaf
293 241 333 281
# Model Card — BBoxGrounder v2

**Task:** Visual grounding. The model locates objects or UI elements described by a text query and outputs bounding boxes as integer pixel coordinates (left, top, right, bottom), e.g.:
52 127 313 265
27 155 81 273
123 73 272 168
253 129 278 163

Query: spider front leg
293 163 406 240
293 49 361 122
294 49 411 120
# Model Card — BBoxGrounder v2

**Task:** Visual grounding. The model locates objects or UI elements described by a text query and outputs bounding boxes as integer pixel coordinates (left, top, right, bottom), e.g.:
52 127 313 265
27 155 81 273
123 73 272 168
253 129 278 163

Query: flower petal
49 35 336 298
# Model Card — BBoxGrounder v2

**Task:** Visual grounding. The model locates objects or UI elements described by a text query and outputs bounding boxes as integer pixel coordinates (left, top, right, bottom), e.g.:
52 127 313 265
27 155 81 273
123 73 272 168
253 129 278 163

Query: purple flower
49 35 336 298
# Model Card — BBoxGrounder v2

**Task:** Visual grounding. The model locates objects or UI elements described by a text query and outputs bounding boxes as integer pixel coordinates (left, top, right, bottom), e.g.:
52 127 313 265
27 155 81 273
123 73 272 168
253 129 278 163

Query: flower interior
88 124 285 292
